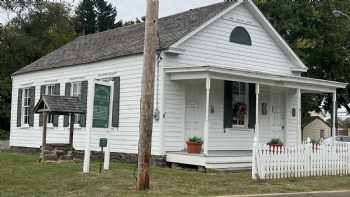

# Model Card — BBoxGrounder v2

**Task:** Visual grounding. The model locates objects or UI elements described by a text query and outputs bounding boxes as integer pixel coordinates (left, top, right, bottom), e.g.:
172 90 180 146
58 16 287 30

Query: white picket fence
255 143 350 180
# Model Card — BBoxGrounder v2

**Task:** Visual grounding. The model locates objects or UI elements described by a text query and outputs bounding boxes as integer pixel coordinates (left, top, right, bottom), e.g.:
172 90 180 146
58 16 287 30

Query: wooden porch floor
166 150 252 170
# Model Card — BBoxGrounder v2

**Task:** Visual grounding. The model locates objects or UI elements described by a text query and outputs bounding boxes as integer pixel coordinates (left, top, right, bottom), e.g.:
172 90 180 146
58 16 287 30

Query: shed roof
33 95 86 115
13 1 234 75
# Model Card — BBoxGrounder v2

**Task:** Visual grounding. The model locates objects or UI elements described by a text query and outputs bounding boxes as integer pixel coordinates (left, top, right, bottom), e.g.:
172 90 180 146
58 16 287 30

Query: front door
271 91 285 141
185 81 205 141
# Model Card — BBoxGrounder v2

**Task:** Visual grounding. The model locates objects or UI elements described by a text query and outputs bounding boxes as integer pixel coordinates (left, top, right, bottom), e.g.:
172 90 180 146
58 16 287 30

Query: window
22 88 30 125
44 84 58 124
232 82 249 126
71 82 82 125
230 26 252 46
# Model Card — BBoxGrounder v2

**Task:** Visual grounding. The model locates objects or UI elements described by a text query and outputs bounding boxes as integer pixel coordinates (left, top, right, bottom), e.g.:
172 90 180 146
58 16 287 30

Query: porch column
203 77 211 155
297 88 302 144
332 91 337 145
41 111 48 162
252 83 260 180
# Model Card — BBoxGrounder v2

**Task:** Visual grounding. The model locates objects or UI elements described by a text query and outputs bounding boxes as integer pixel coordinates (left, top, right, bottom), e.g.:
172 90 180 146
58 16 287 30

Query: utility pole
136 0 159 191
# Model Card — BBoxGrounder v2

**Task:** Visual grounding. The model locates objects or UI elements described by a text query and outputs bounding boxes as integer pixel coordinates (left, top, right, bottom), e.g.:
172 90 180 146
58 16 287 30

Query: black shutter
17 89 23 127
112 77 120 127
248 83 256 129
28 86 35 127
80 81 88 127
53 83 60 127
39 85 46 126
224 81 233 128
64 83 71 127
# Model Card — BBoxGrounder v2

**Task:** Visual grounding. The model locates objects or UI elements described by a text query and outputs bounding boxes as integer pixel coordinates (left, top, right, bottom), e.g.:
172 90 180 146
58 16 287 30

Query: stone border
218 190 350 197
9 146 167 166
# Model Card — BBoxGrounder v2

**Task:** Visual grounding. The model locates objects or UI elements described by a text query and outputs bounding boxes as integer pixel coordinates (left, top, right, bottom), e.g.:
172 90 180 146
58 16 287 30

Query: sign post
99 138 108 173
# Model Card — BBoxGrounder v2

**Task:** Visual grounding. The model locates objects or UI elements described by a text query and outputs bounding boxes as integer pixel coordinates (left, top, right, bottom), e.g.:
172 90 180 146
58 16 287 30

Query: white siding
303 119 331 142
162 74 186 152
285 88 299 145
10 55 163 155
168 5 298 76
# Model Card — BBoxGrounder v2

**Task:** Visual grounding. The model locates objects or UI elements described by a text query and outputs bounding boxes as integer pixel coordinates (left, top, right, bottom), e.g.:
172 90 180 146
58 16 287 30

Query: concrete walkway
0 140 9 150
219 190 350 197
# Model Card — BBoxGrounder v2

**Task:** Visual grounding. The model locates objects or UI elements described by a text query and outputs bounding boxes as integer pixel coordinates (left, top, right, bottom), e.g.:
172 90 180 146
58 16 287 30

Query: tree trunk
136 0 159 191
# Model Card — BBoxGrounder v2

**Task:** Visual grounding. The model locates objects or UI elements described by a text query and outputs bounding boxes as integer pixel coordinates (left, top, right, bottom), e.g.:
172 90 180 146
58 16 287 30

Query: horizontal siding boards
10 55 163 155
171 5 297 76
163 74 186 152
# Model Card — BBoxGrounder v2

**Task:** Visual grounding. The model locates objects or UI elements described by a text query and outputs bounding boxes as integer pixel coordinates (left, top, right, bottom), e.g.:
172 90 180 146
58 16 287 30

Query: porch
162 65 347 170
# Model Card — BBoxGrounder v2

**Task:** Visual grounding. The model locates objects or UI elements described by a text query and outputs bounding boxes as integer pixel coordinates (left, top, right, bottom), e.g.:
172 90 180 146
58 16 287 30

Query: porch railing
255 143 350 180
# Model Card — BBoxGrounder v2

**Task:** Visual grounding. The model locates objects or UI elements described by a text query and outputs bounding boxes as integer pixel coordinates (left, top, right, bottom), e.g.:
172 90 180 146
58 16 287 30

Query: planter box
186 141 203 154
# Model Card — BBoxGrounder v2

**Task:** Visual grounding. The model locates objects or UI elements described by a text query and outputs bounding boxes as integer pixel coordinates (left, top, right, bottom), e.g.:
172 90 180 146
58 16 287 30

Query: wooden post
297 88 301 144
41 111 48 161
252 83 260 180
203 77 210 155
69 113 75 147
136 0 159 191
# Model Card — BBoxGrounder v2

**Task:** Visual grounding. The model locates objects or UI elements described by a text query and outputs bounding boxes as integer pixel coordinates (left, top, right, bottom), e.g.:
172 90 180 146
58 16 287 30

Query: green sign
99 138 108 148
92 84 111 128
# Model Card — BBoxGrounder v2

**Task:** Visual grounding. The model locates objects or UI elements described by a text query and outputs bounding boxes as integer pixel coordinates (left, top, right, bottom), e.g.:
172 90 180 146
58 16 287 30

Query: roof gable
171 0 308 73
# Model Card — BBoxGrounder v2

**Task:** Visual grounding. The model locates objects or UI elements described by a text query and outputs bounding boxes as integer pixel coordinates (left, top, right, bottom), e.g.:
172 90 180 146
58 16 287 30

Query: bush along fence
255 143 350 180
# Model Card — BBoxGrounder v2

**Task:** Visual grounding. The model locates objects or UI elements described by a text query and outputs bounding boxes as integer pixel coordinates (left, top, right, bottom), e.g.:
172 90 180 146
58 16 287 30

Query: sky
0 0 223 24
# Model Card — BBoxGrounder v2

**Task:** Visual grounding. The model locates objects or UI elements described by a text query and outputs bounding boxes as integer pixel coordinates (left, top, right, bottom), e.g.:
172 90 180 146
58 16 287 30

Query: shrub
188 136 203 144
0 129 9 140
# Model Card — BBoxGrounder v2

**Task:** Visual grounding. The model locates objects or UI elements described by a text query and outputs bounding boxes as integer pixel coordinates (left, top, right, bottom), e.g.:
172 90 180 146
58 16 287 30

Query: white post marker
252 83 260 180
83 79 95 173
104 80 114 171
203 76 211 155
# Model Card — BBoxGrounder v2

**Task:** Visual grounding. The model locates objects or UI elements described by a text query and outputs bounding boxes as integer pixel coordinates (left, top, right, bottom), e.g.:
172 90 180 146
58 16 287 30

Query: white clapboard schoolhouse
10 0 347 170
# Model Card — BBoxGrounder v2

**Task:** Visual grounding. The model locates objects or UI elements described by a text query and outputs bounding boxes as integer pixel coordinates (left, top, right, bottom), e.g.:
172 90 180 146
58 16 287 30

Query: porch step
206 162 251 170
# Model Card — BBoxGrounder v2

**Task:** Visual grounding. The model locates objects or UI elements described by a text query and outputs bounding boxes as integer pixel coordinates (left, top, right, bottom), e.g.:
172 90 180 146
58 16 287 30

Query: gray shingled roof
13 2 234 75
34 95 86 114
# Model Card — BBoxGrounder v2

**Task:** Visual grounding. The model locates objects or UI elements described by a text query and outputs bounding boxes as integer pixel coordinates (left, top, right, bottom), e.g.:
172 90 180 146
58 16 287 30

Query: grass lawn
1 152 350 197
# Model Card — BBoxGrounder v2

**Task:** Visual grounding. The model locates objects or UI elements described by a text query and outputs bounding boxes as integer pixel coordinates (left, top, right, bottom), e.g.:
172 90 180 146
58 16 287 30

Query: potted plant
186 136 203 154
267 138 283 152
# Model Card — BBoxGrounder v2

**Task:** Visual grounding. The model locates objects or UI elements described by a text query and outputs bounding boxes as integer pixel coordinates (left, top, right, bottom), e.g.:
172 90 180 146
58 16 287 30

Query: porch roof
164 65 348 93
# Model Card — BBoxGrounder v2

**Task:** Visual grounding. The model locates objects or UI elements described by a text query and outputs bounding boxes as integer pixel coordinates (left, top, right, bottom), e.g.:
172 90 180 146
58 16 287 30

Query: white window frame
71 82 82 128
44 84 58 127
232 82 249 128
21 88 30 127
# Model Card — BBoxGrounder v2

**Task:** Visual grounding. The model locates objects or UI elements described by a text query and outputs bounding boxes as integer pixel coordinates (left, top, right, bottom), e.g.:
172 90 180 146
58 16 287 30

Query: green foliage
75 0 118 34
0 1 78 132
267 138 284 146
188 136 203 143
0 129 9 140
255 0 350 117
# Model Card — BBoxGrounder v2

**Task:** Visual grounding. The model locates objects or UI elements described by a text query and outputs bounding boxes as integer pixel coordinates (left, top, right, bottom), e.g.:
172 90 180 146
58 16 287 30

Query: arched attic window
229 26 252 46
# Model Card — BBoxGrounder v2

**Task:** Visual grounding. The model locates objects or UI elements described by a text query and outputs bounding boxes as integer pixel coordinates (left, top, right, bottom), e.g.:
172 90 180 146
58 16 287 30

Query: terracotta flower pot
186 141 203 154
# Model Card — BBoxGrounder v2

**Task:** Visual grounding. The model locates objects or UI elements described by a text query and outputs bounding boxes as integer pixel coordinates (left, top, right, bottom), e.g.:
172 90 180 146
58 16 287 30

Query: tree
0 1 77 135
75 0 117 34
255 0 350 120
75 0 97 34
96 0 117 32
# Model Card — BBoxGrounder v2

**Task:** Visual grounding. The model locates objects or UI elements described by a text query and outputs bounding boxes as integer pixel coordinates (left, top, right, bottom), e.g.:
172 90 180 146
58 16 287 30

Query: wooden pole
136 0 159 191
69 113 75 147
41 112 48 161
